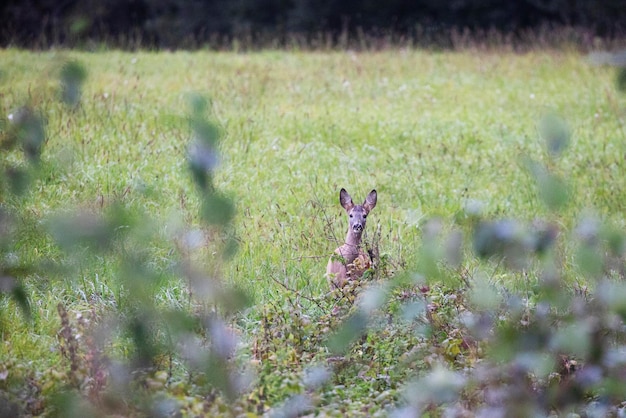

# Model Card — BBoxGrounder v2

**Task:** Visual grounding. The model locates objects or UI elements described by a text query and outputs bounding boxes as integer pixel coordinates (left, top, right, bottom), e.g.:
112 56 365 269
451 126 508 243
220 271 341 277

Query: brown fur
326 188 377 289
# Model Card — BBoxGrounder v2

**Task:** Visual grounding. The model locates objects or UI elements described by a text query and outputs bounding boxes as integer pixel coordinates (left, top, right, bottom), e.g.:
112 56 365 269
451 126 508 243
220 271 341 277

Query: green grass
1 47 626 415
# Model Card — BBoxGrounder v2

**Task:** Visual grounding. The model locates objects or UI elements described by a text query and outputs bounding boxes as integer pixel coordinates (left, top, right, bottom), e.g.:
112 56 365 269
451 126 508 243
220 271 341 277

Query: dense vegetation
1 47 626 416
2 0 626 49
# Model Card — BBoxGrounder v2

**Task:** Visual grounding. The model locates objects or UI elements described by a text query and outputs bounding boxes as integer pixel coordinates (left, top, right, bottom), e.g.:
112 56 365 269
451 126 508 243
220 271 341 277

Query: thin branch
268 274 326 310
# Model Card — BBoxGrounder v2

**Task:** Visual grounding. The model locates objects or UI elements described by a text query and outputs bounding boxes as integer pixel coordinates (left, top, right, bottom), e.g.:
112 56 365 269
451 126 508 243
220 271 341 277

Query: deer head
340 188 377 236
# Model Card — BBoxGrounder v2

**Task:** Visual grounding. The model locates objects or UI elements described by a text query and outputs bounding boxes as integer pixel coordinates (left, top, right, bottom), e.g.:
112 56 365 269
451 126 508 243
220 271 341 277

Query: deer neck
338 229 363 263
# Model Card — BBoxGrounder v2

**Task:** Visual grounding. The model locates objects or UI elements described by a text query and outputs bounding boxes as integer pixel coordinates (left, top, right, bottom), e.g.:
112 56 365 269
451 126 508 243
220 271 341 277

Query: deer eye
363 215 367 219
349 214 353 218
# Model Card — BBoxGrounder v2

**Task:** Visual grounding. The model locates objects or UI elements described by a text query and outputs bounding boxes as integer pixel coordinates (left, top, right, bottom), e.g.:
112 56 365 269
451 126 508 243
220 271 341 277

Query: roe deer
326 188 377 289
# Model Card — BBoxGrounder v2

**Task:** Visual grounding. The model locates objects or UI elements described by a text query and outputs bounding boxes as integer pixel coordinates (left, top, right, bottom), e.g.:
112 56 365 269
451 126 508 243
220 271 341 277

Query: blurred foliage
0 59 253 416
0 103 48 326
316 64 626 415
618 68 626 92
60 60 87 108
3 50 626 417
354 95 626 416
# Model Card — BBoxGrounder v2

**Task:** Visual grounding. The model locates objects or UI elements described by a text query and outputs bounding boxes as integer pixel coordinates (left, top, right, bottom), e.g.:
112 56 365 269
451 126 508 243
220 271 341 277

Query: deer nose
353 223 363 232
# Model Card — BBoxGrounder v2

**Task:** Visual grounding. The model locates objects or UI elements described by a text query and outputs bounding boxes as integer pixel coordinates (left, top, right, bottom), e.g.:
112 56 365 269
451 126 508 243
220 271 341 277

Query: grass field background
1 47 626 414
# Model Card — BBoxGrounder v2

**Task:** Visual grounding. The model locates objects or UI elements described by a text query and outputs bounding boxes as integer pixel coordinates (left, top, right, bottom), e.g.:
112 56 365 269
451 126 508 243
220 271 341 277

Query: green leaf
617 68 626 93
538 113 570 157
60 61 87 108
523 157 569 210
537 171 569 211
48 212 113 251
188 93 210 116
12 107 45 163
5 280 32 321
328 312 368 354
5 166 31 196
469 276 500 310
552 320 591 358
201 193 235 226
575 244 603 278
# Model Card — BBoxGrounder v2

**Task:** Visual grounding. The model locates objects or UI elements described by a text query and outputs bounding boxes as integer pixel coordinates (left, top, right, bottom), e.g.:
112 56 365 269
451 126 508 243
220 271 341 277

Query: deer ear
339 188 354 211
363 189 377 212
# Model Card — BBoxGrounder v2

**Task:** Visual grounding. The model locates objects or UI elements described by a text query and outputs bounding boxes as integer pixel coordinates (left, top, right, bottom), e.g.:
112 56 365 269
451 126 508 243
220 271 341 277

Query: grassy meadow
1 47 626 415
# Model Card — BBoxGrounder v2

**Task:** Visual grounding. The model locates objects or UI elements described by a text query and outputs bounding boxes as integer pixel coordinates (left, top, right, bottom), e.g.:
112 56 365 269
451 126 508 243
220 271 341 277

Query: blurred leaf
120 254 165 303
597 281 626 319
204 352 236 401
51 391 99 418
416 243 442 282
551 320 591 358
473 219 513 258
444 229 463 267
539 113 570 157
11 284 31 320
271 394 313 418
416 218 444 281
60 61 87 83
401 300 426 322
11 107 45 163
127 315 160 367
200 193 235 225
490 308 553 363
162 310 199 336
575 215 600 244
105 202 142 236
5 166 31 196
603 227 625 256
188 138 220 180
617 68 626 93
188 93 210 117
192 118 220 146
328 311 368 354
0 211 15 252
183 264 217 299
523 157 569 210
588 51 626 67
150 397 180 418
463 198 485 217
302 365 331 390
218 285 252 315
222 235 239 259
358 284 389 313
69 17 91 35
575 244 603 278
60 61 87 108
207 316 237 358
403 365 466 407
0 277 31 320
0 276 17 293
48 212 113 251
473 219 531 268
537 171 569 210
514 352 554 378
530 221 558 255
469 276 500 310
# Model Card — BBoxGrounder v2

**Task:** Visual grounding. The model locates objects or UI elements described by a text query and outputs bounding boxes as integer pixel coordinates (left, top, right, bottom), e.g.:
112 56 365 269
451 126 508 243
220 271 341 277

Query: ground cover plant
1 45 626 416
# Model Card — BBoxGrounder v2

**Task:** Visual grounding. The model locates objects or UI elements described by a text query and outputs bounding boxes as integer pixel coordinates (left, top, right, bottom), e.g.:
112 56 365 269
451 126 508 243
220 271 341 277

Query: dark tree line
2 0 625 49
